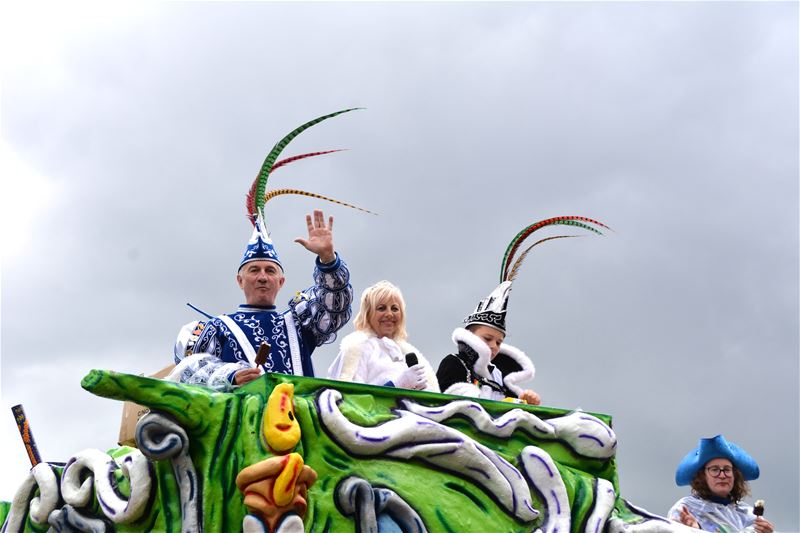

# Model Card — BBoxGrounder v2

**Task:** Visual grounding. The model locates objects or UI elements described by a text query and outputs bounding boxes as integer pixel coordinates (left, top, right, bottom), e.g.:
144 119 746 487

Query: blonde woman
327 281 439 392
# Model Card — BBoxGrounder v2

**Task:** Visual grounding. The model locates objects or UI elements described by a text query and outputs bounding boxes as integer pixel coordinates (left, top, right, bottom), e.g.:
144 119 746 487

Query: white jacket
327 330 440 392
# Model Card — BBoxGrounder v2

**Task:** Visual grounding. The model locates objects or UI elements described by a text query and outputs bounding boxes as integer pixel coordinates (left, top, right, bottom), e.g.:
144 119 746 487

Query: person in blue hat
668 435 773 532
169 209 353 391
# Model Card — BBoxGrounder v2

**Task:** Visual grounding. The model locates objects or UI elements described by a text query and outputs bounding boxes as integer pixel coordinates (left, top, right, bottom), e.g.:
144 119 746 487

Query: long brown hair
691 464 751 503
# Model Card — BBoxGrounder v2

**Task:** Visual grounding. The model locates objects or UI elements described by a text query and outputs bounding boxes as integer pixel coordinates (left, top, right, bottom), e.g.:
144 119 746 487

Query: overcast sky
1 1 797 529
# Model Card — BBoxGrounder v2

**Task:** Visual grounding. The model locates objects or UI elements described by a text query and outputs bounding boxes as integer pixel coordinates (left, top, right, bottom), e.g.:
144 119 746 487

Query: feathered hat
464 281 513 333
238 109 375 272
675 435 760 486
240 211 282 271
464 216 609 334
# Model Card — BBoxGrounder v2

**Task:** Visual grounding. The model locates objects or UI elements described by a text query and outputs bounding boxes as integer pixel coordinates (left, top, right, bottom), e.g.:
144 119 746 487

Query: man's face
237 260 285 306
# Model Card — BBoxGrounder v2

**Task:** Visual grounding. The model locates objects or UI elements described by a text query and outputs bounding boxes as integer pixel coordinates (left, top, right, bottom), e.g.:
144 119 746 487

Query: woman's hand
678 505 699 529
753 516 774 533
396 364 426 390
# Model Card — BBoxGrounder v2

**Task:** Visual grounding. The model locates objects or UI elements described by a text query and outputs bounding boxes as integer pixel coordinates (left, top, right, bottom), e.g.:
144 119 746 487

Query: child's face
469 325 505 359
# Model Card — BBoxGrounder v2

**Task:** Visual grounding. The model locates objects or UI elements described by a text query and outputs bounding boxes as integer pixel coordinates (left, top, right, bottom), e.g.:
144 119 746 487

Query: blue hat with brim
675 435 759 486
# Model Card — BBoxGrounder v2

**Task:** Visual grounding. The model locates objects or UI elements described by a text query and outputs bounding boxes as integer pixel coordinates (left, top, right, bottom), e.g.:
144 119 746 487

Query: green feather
506 235 579 282
254 108 363 214
500 217 607 282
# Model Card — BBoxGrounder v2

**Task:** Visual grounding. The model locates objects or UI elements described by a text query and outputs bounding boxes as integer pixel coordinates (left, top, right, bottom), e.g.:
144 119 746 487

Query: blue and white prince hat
675 434 760 486
239 213 283 272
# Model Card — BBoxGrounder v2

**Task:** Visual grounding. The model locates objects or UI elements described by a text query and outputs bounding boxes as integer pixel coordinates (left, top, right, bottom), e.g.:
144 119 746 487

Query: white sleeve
328 332 373 383
166 354 250 393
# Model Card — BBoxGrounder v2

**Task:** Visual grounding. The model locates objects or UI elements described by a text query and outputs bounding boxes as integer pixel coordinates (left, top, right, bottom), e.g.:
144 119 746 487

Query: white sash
284 313 304 376
219 315 258 365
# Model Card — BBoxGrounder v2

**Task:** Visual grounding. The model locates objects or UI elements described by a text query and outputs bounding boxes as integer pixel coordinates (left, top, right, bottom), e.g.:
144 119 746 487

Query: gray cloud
1 2 797 528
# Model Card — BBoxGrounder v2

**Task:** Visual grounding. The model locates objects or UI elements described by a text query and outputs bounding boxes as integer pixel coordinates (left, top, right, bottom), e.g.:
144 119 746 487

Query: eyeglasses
705 466 734 477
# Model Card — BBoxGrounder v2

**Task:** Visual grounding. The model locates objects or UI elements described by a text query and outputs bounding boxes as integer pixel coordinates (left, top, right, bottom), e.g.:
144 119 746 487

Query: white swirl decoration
519 446 570 533
1 462 59 531
401 400 617 459
1 450 152 533
135 411 201 533
317 388 538 523
336 476 428 533
584 478 616 533
61 448 153 523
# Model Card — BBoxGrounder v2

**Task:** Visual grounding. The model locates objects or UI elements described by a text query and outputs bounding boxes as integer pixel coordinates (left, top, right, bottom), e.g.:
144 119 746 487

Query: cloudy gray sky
1 1 797 528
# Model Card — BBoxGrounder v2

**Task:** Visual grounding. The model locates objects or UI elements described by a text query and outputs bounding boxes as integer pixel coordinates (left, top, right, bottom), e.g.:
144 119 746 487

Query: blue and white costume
171 255 351 391
170 210 352 392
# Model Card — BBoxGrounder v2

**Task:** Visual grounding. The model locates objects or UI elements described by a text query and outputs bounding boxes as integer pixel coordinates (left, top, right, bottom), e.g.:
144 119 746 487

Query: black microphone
405 352 418 367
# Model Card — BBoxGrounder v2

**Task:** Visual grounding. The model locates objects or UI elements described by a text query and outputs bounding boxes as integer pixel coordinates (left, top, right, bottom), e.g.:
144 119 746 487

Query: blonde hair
354 280 408 341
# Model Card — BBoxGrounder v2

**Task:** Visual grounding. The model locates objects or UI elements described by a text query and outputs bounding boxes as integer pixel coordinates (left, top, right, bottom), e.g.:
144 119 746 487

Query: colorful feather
501 218 600 280
506 235 579 282
263 188 377 216
500 216 609 282
252 108 361 219
271 149 347 174
246 150 346 224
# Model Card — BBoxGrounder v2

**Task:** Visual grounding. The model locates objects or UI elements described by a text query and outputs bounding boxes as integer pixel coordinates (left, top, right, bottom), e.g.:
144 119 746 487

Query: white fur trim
329 332 440 392
496 342 535 397
330 330 372 381
451 328 493 380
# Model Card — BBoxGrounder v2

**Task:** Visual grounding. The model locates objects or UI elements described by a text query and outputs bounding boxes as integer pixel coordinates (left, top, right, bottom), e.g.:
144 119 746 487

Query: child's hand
519 389 541 405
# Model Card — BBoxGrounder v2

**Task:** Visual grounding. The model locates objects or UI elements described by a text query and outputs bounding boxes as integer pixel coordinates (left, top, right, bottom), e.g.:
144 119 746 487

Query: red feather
245 150 345 225
501 216 609 281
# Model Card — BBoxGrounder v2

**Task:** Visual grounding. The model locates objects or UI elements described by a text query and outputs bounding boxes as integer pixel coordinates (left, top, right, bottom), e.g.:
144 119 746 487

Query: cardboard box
118 364 176 447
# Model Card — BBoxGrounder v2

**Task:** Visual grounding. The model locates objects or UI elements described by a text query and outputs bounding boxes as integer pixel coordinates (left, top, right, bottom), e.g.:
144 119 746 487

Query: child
436 216 608 405
436 281 540 404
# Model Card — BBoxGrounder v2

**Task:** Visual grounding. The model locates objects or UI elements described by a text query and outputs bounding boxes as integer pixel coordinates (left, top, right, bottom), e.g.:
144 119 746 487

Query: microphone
405 352 418 367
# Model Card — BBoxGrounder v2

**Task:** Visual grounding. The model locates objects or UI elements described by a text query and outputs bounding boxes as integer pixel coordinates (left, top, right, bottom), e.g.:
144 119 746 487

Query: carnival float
1 109 691 533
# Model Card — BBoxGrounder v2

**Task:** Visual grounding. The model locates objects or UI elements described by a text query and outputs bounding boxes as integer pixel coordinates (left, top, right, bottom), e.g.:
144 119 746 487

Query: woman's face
369 297 402 338
703 457 735 499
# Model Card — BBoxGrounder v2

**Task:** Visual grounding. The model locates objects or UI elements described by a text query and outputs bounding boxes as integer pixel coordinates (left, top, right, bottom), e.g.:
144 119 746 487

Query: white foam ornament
61 448 153 523
317 388 538 522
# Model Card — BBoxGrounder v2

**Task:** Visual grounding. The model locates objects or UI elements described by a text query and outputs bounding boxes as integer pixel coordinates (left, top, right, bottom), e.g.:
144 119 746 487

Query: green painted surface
1 370 655 532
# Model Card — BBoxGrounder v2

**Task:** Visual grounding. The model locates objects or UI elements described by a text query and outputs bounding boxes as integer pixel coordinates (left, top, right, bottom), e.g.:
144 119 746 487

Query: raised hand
679 506 699 529
294 209 336 263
